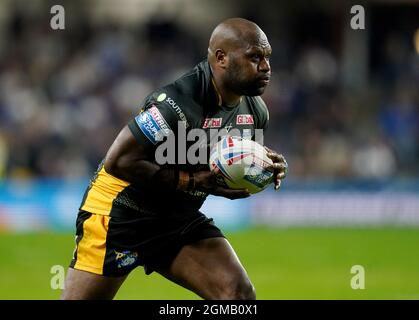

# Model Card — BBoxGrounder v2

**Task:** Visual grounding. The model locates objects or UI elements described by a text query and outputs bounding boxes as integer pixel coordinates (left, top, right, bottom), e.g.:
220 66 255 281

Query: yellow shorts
69 210 224 276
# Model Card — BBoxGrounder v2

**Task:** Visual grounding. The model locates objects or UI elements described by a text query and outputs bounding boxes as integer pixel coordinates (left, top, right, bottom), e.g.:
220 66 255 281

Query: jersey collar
201 60 243 111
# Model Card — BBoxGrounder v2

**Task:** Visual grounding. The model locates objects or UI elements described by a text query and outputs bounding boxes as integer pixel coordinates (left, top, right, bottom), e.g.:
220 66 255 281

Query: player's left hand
264 146 288 191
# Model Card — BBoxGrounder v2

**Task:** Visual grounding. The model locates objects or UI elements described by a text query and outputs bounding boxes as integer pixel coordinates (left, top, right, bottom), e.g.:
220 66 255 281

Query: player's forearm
104 155 176 190
104 125 195 191
105 153 193 192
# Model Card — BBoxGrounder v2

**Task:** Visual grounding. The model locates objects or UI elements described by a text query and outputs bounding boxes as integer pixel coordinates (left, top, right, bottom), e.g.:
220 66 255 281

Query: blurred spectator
352 136 397 178
379 84 419 172
0 1 417 180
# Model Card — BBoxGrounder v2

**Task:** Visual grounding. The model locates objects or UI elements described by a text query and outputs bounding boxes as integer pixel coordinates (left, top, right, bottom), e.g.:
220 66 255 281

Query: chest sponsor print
203 118 222 129
236 114 254 125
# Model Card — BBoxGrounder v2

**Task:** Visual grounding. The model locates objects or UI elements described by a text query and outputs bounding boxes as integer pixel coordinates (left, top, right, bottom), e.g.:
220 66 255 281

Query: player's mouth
257 77 270 85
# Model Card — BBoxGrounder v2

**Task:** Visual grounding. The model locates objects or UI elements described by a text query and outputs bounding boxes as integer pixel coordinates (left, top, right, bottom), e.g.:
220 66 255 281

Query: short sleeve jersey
80 60 270 218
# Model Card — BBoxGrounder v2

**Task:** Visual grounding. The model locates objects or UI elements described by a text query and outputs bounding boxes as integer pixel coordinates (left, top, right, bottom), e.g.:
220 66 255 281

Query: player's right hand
194 168 251 200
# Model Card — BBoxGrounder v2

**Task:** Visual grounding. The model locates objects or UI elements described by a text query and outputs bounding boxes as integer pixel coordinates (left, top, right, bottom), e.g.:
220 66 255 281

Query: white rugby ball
209 135 274 194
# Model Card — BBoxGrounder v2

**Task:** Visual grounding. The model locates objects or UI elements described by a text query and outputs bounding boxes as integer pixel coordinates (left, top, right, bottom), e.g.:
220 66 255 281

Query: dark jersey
80 60 269 218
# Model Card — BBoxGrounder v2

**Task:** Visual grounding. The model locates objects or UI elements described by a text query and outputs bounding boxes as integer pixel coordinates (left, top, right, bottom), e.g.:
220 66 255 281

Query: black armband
187 172 195 191
173 168 180 190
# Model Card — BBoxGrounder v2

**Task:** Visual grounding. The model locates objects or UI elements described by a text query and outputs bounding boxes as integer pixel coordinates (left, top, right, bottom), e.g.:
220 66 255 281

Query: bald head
207 18 272 100
208 18 269 64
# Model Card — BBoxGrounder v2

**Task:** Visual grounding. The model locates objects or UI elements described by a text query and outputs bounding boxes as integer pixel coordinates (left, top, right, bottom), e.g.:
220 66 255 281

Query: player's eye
250 54 261 62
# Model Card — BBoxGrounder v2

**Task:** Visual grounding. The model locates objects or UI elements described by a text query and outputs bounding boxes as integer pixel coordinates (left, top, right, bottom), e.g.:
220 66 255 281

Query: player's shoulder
141 61 208 122
157 60 207 101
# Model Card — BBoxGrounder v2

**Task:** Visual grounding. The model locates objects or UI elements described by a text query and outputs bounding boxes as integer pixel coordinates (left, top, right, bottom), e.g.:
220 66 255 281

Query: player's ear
215 49 228 69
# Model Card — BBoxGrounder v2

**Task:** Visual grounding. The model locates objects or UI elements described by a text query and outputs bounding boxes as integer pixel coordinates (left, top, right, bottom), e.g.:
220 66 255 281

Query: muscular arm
104 126 162 185
103 126 250 199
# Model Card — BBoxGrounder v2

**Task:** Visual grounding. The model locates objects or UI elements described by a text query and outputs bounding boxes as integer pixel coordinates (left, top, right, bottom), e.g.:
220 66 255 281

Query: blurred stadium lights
0 0 418 231
0 0 236 31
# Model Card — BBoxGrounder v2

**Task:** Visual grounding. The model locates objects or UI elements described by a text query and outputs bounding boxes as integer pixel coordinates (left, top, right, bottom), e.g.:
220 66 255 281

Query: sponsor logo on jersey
115 250 138 268
236 114 254 125
157 93 167 102
135 105 171 144
157 93 189 128
203 118 222 128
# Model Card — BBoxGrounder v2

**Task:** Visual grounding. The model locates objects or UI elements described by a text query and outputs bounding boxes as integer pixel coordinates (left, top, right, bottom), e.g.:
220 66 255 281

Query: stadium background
0 0 418 299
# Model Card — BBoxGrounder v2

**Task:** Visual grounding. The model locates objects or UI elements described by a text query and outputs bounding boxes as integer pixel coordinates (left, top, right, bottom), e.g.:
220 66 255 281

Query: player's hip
79 182 206 217
69 209 223 277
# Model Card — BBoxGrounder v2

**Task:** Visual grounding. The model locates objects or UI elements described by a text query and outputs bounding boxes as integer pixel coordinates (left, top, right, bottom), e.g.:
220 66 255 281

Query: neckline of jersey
210 76 243 111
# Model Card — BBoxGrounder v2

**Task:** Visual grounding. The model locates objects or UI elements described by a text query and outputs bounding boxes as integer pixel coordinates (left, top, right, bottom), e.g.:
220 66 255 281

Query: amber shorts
69 209 224 277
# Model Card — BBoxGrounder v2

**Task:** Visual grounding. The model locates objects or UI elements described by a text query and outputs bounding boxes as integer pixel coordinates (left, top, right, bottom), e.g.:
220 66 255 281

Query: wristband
173 169 180 190
177 171 190 191
187 172 195 191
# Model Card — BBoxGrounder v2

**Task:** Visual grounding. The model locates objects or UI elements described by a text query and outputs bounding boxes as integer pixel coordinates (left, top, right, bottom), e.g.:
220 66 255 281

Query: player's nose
258 57 271 73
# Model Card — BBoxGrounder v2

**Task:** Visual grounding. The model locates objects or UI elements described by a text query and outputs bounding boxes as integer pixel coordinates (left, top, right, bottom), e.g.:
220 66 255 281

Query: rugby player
61 17 288 300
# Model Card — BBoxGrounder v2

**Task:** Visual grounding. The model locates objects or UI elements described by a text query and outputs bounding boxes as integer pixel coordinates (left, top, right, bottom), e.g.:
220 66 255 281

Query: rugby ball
209 135 274 194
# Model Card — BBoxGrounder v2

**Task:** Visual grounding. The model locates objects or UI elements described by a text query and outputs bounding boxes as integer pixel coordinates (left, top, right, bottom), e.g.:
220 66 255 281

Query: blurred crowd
265 37 419 179
0 3 418 180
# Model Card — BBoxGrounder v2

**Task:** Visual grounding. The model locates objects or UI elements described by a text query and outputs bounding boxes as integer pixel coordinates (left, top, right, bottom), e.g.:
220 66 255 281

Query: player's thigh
61 268 128 300
156 237 255 300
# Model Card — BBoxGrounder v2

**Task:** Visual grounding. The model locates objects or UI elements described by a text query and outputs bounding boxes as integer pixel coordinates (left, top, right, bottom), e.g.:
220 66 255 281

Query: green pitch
1 227 418 300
